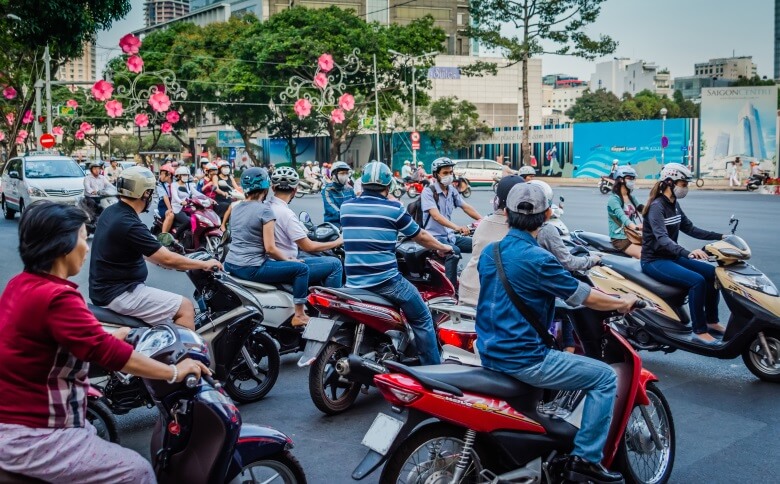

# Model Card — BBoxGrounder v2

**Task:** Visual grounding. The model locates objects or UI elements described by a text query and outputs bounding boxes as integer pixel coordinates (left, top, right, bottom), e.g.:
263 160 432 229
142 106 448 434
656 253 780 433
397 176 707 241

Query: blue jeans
510 350 617 463
641 257 719 334
370 274 441 366
300 255 343 288
225 260 309 304
435 235 472 288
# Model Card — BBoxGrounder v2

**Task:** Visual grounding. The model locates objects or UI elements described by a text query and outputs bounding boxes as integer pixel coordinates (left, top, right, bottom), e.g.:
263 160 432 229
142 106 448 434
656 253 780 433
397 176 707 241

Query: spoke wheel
742 332 780 382
308 342 360 415
616 382 675 484
234 451 306 484
223 330 280 403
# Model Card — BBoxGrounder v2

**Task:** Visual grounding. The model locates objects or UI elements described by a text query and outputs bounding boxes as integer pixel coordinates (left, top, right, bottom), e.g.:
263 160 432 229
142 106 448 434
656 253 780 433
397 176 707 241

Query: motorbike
746 171 770 191
592 216 780 382
549 196 569 239
297 240 459 415
492 175 502 193
569 230 628 257
600 176 614 194
151 189 225 260
295 175 324 197
352 299 676 484
91 251 281 408
218 179 245 201
403 179 426 199
77 185 118 235
455 176 472 198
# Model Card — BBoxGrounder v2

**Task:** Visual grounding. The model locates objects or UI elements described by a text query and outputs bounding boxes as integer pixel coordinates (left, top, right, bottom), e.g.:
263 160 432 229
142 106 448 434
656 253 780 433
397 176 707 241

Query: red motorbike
352 300 676 484
151 191 225 260
297 240 458 415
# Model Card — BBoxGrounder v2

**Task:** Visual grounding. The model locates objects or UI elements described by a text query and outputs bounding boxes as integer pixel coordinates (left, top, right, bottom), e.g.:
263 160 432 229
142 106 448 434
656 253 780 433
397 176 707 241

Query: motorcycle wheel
380 424 488 484
492 182 498 194
234 450 307 484
224 330 281 403
86 397 120 444
294 190 305 198
599 183 611 194
461 186 472 198
615 382 675 484
392 188 403 198
407 187 419 198
308 342 360 415
742 332 780 382
205 235 225 261
746 183 758 192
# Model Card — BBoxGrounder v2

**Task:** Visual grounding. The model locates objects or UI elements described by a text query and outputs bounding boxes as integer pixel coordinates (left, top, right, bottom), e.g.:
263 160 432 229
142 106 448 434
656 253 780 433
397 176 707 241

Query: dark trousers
436 235 472 288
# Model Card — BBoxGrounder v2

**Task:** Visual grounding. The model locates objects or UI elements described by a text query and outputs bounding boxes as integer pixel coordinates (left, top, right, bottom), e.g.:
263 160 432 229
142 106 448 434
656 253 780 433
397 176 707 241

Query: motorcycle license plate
361 413 404 456
301 317 336 343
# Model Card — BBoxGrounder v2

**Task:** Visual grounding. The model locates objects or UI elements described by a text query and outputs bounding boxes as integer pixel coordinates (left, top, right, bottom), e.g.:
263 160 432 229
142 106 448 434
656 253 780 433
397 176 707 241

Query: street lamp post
660 107 668 164
388 49 437 166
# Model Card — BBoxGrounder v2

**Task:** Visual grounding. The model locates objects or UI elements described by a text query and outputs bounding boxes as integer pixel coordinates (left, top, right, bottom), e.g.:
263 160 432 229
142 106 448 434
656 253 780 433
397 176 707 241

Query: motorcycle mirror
157 232 176 248
559 196 565 203
299 211 312 225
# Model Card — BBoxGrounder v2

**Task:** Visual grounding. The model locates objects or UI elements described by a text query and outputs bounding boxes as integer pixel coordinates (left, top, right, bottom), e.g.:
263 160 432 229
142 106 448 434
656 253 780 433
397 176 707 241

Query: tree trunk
521 1 531 166
237 128 260 166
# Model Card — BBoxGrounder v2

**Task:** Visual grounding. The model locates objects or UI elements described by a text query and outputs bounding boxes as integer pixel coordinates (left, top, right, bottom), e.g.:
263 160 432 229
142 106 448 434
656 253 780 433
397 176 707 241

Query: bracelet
167 364 178 384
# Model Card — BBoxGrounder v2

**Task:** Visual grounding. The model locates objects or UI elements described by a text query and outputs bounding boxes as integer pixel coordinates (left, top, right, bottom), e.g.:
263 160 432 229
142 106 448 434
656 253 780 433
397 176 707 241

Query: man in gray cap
474 182 637 484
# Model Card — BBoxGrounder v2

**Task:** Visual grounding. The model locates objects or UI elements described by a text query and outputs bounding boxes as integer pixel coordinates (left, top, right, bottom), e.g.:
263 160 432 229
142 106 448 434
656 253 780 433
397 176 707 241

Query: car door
467 160 486 184
483 160 503 182
4 158 22 209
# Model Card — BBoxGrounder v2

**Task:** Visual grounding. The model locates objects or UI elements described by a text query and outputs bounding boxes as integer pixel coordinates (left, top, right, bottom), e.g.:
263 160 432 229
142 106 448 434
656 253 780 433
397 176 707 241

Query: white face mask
439 175 454 186
180 176 190 183
220 167 230 175
625 180 636 191
336 174 350 185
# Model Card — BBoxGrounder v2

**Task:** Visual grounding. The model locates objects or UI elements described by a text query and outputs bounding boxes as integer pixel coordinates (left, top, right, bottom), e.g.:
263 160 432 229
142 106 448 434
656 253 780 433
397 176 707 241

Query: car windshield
25 159 84 178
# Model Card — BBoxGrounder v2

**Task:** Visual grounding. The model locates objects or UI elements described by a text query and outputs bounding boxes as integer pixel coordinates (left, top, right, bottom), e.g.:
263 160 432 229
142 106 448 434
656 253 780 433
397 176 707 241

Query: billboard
573 119 695 178
217 130 244 148
700 86 778 176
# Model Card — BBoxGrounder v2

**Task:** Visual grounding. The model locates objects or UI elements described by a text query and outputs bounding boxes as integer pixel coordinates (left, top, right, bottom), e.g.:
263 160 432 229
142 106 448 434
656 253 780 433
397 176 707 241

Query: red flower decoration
161 122 173 134
338 93 355 111
79 122 93 133
5 113 14 126
66 99 79 109
105 100 124 118
119 34 142 55
313 73 328 90
166 110 180 124
52 126 64 136
331 109 346 124
75 130 85 140
16 129 28 144
22 110 33 124
148 92 171 112
91 80 114 101
3 86 16 100
0 132 5 142
126 55 144 74
318 54 334 73
134 113 149 127
294 99 312 118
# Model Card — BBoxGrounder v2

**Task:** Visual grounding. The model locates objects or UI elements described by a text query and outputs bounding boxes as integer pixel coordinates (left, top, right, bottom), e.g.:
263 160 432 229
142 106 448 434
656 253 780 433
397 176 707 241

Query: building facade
694 56 757 80
542 84 587 121
590 58 672 98
672 76 731 101
776 0 780 79
56 41 97 83
144 0 190 27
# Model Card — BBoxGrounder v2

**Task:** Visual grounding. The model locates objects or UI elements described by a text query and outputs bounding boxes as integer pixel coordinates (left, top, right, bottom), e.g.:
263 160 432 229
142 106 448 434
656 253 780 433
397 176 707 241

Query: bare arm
121 352 210 382
583 289 636 313
296 235 343 253
412 229 454 253
146 246 222 271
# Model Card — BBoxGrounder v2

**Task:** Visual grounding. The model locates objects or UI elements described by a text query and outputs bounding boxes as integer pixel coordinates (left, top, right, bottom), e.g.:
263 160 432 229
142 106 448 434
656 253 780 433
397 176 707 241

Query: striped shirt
341 194 421 288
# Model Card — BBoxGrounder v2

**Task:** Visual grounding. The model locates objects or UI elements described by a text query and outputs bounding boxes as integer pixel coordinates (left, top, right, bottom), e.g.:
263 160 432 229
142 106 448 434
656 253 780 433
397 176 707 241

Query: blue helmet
240 167 270 193
361 161 393 189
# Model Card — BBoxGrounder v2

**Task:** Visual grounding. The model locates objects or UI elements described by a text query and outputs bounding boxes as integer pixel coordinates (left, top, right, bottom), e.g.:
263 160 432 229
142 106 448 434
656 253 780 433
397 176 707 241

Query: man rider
83 161 112 218
89 167 221 331
421 157 482 288
401 160 413 181
340 161 453 365
322 161 356 227
104 158 123 185
501 159 516 177
303 161 321 191
476 182 636 483
518 165 536 181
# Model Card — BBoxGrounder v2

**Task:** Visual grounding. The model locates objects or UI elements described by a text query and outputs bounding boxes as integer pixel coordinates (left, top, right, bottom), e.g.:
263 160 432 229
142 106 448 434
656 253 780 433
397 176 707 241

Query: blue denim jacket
476 229 591 372
322 182 355 225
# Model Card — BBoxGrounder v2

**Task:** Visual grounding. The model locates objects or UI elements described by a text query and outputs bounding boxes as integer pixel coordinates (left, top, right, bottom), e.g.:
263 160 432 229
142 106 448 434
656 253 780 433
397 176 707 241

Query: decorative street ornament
165 110 180 124
119 34 142 55
91 80 114 101
160 122 173 133
22 110 33 124
294 99 312 118
148 91 172 112
52 126 64 136
134 113 149 127
66 99 79 109
16 129 27 144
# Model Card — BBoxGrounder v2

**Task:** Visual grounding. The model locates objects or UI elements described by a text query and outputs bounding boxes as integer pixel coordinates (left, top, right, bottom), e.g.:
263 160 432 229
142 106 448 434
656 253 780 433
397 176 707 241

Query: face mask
180 176 190 183
336 174 349 185
221 167 230 175
439 175 454 186
673 185 688 199
625 180 635 191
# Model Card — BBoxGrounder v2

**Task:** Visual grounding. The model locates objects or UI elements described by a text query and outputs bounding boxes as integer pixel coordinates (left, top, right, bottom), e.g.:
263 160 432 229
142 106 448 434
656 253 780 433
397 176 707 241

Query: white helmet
659 163 692 182
205 162 217 171
519 166 535 176
403 160 411 165
175 166 190 178
528 179 553 209
271 166 300 189
217 160 231 168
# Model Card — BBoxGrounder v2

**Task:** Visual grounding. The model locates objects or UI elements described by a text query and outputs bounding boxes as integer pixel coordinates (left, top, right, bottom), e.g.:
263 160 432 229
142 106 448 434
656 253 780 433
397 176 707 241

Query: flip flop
693 333 720 346
707 325 726 336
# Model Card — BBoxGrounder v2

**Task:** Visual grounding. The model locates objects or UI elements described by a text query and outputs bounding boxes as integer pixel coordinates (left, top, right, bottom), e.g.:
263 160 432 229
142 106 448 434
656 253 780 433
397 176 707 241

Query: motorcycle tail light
438 327 477 352
376 380 421 406
308 293 331 308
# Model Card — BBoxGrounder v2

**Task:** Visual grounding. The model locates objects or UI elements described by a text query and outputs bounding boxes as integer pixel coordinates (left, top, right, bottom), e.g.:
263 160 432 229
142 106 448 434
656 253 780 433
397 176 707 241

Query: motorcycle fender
634 368 658 407
225 424 292 482
206 228 224 237
87 386 103 398
296 318 346 367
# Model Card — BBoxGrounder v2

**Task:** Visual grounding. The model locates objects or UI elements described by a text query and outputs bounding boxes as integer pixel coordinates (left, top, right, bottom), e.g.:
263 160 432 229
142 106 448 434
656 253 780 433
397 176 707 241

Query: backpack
406 186 439 228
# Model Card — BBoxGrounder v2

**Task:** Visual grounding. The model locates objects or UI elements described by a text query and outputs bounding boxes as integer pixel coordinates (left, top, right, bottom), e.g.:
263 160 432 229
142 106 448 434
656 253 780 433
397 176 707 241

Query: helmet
659 163 692 182
331 161 350 175
361 161 393 189
305 161 313 166
431 157 456 173
614 166 637 179
87 161 104 170
159 163 175 175
494 175 524 210
270 166 299 189
217 160 230 168
116 166 156 199
314 161 320 165
612 159 619 165
174 166 190 178
205 162 217 171
240 167 270 193
519 166 535 176
199 157 210 165
404 160 411 165
528 179 554 209
417 161 424 166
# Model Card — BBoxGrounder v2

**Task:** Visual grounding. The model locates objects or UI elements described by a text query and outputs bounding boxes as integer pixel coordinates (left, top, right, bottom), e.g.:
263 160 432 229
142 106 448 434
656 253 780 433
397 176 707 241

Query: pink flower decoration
3 86 16 100
166 110 180 124
52 126 64 136
79 122 93 133
126 55 144 74
22 110 33 124
105 99 123 118
91 80 114 101
0 132 5 142
294 98 312 118
16 129 27 144
161 122 173 134
338 93 355 111
313 73 328 90
330 108 346 124
134 113 149 127
75 130 85 141
66 99 79 109
318 54 334 73
119 33 141 55
148 92 171 112
5 113 14 125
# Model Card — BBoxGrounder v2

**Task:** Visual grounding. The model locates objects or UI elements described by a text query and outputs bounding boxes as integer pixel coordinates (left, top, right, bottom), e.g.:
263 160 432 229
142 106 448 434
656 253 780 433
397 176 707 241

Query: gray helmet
330 161 351 175
519 165 535 176
270 166 299 189
615 166 637 179
431 157 456 174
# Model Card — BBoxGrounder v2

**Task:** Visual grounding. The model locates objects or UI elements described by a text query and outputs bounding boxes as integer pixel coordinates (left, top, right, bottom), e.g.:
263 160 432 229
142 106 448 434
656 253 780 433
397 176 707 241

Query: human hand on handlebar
617 294 639 314
456 225 471 235
201 259 223 271
688 249 708 260
436 244 454 258
174 358 212 383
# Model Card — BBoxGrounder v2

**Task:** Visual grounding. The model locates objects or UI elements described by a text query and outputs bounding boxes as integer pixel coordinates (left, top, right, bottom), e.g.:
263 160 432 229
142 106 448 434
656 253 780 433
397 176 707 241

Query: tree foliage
566 89 699 123
422 96 492 155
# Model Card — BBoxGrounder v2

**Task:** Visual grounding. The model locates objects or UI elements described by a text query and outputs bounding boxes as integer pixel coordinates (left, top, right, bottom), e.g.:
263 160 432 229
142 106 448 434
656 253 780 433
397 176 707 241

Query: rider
608 159 619 178
421 157 482 288
156 163 176 235
518 165 535 181
340 161 454 365
413 161 427 186
268 166 344 288
401 160 413 181
88 167 221 331
195 157 210 182
607 165 643 259
223 168 311 327
211 160 239 217
0 201 210 483
83 161 112 218
104 158 123 185
171 166 197 236
641 163 726 345
322 161 356 227
476 182 636 484
303 161 321 191
501 159 516 177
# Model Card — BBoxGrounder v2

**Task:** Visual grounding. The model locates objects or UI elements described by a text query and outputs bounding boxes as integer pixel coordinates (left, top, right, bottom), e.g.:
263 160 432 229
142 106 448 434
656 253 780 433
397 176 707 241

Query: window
457 12 464 25
6 158 22 176
467 160 485 170
396 6 450 21
484 161 502 171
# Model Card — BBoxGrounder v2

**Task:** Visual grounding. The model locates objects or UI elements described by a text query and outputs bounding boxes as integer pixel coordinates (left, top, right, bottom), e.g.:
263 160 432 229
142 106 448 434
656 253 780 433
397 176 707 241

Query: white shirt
304 167 313 179
83 174 112 195
313 166 321 175
401 165 412 178
171 182 195 213
104 164 122 183
268 195 308 260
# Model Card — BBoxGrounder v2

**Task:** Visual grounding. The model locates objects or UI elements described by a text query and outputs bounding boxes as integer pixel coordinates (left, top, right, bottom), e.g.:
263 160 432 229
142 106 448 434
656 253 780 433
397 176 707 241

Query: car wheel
2 196 16 220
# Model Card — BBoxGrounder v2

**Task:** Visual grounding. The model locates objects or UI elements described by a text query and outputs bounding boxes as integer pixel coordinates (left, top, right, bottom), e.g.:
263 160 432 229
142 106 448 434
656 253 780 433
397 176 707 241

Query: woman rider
223 167 311 327
641 163 726 345
211 160 240 217
607 165 643 259
0 201 210 482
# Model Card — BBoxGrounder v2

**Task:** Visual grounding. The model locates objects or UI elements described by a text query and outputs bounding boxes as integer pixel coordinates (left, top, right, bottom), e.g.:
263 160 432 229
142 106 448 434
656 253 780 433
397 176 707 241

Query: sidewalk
541 177 753 191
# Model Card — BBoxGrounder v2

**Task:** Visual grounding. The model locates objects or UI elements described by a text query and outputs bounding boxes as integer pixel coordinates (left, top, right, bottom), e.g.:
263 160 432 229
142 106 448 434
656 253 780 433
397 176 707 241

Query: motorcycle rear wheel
224 330 281 403
742 332 780 382
461 187 472 198
407 187 419 198
86 398 120 444
392 188 403 198
599 183 611 194
309 342 361 415
234 450 307 484
295 190 305 198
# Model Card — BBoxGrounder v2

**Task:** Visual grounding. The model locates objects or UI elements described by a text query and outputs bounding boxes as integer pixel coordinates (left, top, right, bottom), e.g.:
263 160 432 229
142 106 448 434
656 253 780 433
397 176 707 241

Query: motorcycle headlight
315 226 333 238
27 186 46 197
729 273 779 296
136 326 176 357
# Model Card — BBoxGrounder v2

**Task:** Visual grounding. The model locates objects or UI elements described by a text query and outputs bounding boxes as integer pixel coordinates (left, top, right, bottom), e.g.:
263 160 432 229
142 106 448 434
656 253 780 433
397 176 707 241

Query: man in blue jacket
322 161 355 227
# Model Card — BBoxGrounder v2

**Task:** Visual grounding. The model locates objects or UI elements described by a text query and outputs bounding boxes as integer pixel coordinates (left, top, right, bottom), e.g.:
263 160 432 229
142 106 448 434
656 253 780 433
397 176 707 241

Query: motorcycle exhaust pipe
335 354 387 384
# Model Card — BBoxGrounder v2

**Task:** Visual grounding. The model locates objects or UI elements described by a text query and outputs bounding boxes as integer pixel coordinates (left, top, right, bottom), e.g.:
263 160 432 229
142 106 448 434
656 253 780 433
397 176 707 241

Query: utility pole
373 54 381 163
34 80 44 150
44 45 53 133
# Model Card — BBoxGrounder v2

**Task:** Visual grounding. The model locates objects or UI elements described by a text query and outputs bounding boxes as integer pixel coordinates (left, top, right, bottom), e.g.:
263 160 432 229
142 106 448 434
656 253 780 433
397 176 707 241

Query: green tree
565 89 622 122
422 96 492 155
468 0 616 164
567 89 699 122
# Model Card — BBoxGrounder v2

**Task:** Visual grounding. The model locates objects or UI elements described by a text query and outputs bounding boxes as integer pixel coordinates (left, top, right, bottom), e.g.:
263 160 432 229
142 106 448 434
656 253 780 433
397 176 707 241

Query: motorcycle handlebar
633 299 647 310
183 373 222 390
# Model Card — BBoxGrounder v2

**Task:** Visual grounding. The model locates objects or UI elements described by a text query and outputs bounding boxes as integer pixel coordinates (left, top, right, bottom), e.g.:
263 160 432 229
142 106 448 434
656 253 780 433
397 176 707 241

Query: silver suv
2 153 85 219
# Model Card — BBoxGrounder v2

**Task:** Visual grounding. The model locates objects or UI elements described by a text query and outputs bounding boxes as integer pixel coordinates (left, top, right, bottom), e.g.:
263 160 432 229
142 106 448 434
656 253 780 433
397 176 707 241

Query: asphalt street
1 185 779 483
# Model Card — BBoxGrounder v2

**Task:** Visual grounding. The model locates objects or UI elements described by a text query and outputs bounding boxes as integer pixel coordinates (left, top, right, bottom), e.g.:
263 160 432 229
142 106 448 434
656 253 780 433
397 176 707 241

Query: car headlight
729 272 779 296
27 186 46 197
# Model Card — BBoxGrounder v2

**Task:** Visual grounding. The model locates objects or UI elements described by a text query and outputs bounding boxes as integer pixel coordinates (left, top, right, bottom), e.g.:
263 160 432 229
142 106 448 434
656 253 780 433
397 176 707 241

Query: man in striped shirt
341 161 454 365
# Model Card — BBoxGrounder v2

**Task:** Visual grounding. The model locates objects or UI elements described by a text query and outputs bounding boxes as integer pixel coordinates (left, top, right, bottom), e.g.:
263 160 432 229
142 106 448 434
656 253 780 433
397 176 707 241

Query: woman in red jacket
0 201 210 483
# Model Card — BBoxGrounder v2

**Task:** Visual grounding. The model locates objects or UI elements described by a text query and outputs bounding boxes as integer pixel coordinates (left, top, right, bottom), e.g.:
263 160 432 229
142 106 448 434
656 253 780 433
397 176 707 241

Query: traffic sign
411 131 420 151
661 136 669 148
40 133 56 149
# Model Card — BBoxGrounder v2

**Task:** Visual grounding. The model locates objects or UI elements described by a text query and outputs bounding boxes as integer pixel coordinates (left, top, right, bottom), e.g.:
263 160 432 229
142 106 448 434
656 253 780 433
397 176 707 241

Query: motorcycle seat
602 256 688 301
88 304 148 328
230 276 294 294
576 232 621 253
406 363 540 399
313 286 395 307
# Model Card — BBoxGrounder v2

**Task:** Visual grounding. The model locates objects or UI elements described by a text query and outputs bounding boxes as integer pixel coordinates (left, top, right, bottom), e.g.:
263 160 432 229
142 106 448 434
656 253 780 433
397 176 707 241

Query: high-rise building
56 40 97 83
694 56 757 80
590 58 672 98
145 0 190 27
775 0 779 79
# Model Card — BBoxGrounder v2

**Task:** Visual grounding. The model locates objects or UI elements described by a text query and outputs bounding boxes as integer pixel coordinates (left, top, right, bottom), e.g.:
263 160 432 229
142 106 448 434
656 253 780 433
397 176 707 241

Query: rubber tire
492 183 498 194
392 188 403 198
695 178 704 188
407 187 419 198
224 330 281 403
741 332 780 382
461 187 472 198
380 424 491 484
295 190 305 198
86 398 120 444
600 184 610 194
3 197 15 220
239 450 307 484
308 342 360 415
746 184 757 192
614 382 675 484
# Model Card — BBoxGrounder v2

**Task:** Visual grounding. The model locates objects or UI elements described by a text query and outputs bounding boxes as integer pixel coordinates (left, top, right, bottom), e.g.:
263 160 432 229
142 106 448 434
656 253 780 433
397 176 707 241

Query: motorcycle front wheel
308 342 360 415
599 183 611 194
204 234 225 261
232 450 307 484
742 331 780 382
294 190 305 198
392 188 404 198
407 187 419 198
224 330 281 403
86 397 120 444
461 186 472 198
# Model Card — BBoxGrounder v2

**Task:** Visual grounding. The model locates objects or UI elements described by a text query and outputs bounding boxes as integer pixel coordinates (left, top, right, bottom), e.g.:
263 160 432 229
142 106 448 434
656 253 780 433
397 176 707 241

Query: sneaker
564 456 624 483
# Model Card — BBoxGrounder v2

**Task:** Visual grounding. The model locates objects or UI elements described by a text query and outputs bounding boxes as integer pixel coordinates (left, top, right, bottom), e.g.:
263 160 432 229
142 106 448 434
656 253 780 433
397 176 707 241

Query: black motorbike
746 172 769 191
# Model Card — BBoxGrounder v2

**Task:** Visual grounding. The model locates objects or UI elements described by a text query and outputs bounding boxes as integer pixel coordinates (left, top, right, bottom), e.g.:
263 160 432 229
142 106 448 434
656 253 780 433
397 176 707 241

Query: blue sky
97 0 775 80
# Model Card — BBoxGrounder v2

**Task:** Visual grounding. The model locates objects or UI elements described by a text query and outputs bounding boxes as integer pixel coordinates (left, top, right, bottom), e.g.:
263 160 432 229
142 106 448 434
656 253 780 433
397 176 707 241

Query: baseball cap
495 175 524 209
506 183 550 214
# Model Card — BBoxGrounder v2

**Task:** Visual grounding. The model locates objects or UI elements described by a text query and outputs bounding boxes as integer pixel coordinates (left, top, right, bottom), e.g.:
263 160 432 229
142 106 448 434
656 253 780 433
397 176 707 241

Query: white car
453 158 503 186
2 154 85 219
